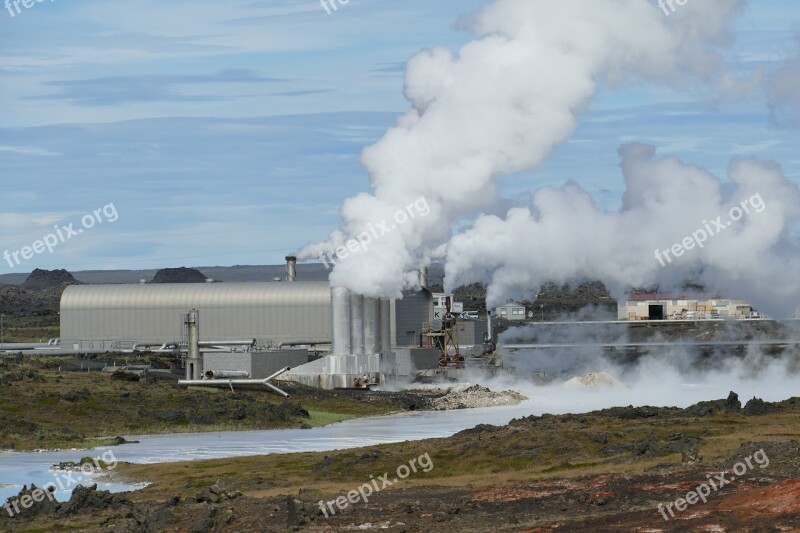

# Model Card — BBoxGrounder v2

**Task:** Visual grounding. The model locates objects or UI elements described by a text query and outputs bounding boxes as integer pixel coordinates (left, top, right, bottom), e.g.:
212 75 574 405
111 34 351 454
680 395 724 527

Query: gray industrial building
60 281 333 351
59 258 439 388
61 282 433 352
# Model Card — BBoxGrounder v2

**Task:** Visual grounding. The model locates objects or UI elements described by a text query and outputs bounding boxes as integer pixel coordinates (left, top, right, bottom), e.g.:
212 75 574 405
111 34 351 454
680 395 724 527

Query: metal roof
61 281 332 310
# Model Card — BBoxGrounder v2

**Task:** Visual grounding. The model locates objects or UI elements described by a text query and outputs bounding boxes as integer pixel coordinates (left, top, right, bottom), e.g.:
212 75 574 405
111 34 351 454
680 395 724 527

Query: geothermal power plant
56 257 466 390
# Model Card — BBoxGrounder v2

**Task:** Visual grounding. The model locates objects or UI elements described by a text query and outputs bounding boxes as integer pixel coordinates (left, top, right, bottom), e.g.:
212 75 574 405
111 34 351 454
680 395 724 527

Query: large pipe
198 340 255 347
487 310 493 341
185 309 201 380
285 256 297 282
350 293 364 356
331 287 351 356
363 297 380 355
179 367 291 397
205 370 249 379
380 298 392 355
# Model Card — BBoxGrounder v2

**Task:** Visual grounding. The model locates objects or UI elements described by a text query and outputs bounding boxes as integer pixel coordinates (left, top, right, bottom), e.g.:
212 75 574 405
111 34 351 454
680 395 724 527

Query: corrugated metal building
60 282 332 350
60 282 435 352
393 289 433 346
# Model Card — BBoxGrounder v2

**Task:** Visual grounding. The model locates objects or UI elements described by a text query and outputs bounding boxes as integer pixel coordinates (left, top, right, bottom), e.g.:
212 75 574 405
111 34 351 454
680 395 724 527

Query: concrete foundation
277 353 382 389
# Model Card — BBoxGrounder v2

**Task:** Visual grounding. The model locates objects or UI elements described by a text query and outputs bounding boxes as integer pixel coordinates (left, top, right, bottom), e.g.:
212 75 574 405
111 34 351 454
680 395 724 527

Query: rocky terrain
416 383 528 410
149 267 210 284
2 392 798 532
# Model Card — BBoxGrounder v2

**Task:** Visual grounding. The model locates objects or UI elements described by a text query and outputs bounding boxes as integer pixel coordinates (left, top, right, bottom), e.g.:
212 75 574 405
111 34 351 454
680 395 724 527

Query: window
512 308 524 315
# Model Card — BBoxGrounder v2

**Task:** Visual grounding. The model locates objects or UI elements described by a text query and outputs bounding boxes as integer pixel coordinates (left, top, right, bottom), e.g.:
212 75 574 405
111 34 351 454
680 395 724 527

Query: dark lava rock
61 388 91 402
683 391 742 417
21 269 79 292
742 397 782 415
56 484 122 517
2 483 59 518
111 370 140 382
229 406 247 420
150 267 208 284
153 409 184 422
596 406 661 419
110 436 139 445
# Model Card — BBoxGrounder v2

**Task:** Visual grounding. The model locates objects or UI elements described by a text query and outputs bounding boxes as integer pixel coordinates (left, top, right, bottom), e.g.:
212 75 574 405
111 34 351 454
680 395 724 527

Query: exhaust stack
418 266 429 290
185 308 202 380
285 255 297 282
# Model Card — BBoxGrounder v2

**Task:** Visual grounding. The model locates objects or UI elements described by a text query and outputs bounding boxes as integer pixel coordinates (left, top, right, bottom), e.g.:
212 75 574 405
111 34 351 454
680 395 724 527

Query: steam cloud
300 0 799 317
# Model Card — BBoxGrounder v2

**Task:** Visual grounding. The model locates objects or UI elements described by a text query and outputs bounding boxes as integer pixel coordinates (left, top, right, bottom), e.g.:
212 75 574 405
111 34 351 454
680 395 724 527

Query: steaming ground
459 345 800 416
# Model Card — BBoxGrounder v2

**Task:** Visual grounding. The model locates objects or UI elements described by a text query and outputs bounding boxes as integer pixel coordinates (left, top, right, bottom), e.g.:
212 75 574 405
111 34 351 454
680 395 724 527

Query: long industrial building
60 282 433 351
58 259 438 387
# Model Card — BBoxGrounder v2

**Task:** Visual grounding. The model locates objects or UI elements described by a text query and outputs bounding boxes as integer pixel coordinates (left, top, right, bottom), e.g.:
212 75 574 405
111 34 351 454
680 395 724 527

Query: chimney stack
285 255 297 282
418 266 429 290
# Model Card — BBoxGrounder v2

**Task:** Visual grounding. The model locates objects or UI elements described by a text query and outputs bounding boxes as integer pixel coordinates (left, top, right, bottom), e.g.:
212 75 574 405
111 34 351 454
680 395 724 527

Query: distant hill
150 267 209 284
21 268 80 292
0 263 336 285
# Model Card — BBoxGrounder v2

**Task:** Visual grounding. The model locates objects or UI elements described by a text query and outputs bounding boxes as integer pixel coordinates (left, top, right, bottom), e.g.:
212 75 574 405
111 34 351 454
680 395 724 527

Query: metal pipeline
179 367 291 396
204 370 250 379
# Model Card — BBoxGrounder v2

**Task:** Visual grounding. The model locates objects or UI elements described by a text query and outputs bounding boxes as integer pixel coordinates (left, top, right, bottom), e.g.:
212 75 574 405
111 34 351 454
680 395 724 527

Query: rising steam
299 0 799 317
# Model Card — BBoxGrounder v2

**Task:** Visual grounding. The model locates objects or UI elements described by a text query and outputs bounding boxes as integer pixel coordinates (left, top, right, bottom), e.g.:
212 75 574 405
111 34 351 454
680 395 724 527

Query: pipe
179 367 291 397
278 341 330 349
487 310 493 341
285 256 297 282
331 287 351 356
198 340 255 347
185 308 201 380
205 370 250 379
350 293 364 356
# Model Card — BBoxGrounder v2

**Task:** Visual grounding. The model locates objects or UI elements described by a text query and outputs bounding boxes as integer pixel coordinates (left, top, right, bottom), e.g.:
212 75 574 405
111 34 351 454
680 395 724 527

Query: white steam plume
446 144 800 318
299 0 749 298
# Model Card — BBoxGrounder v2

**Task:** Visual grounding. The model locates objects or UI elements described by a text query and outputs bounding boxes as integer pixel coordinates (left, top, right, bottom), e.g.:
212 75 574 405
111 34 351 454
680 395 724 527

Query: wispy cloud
0 145 60 157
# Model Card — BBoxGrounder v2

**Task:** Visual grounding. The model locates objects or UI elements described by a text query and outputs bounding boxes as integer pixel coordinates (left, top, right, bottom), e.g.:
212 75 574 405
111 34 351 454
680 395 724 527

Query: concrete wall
395 289 433 346
203 350 309 379
454 320 488 346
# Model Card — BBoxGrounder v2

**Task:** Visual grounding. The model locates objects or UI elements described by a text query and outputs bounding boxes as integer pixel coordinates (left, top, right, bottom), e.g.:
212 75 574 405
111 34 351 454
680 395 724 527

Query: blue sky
0 0 798 273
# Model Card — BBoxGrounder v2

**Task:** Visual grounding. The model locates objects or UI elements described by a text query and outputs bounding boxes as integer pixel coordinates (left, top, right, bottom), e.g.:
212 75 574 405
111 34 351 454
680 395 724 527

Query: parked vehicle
460 311 480 320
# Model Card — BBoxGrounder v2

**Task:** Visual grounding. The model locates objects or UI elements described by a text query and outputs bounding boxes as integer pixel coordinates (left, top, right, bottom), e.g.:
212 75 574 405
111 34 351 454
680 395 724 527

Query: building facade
495 302 527 321
618 293 756 320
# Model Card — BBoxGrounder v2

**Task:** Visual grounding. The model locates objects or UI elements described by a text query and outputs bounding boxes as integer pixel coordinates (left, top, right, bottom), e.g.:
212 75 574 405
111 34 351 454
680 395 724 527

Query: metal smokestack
350 293 365 356
185 308 202 380
285 255 297 282
331 287 351 356
418 266 429 290
363 297 380 355
380 298 392 355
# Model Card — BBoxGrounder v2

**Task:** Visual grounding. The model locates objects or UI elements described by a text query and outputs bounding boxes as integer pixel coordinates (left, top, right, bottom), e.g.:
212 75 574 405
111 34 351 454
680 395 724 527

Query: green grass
0 357 407 451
